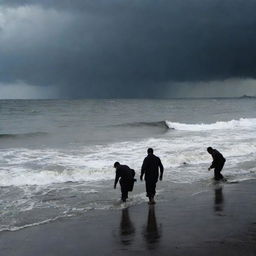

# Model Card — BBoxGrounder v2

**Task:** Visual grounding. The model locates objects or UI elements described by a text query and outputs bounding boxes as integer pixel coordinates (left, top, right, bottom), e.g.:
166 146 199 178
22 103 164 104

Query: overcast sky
0 0 256 98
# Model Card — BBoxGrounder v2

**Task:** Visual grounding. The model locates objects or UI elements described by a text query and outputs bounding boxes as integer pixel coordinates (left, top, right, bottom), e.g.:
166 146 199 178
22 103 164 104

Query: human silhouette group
114 147 226 204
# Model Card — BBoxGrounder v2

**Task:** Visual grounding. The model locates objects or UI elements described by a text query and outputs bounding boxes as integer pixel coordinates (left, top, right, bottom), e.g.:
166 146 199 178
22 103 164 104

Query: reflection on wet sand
143 205 162 250
214 185 224 213
119 208 135 245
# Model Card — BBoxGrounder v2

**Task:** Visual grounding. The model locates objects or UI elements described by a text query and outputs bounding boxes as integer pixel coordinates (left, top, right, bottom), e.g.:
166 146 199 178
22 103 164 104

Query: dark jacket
114 165 135 188
141 153 164 182
210 149 226 169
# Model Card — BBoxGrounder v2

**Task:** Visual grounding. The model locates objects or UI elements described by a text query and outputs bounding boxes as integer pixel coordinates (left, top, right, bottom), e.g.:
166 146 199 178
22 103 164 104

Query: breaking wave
166 118 256 131
114 118 256 132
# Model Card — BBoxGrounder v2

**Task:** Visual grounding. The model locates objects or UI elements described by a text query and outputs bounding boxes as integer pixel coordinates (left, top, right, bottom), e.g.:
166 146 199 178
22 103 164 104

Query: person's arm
209 161 215 169
140 159 146 181
114 170 120 189
208 153 216 170
159 158 164 180
208 160 215 170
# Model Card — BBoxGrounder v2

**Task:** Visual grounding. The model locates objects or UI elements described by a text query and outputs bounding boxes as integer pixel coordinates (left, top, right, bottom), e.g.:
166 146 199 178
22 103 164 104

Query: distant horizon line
0 95 255 100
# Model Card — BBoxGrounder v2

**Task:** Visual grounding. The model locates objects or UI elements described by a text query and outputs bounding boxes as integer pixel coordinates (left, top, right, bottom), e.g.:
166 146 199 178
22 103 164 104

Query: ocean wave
113 118 256 132
0 132 48 139
113 121 170 129
166 118 256 131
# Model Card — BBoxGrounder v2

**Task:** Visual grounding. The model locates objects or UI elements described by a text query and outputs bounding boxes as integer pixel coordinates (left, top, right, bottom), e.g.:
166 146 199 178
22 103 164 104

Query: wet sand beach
0 180 256 256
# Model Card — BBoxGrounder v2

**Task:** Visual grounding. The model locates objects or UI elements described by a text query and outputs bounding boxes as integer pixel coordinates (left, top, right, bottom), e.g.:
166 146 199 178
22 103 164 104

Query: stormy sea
0 98 256 232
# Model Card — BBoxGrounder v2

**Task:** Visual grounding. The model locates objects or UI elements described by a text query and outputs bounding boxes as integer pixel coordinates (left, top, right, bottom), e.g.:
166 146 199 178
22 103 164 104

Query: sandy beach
0 179 256 256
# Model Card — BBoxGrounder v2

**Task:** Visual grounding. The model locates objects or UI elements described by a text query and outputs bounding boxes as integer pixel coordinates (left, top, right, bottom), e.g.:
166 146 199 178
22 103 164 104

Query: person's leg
121 189 128 202
146 180 156 204
214 163 224 180
120 180 128 202
219 162 225 179
145 181 151 198
150 182 156 204
219 172 224 179
214 169 220 180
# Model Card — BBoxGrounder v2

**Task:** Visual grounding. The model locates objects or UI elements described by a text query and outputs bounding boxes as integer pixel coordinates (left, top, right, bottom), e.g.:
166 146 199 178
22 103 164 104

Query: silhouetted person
114 162 136 202
141 148 164 204
207 147 226 181
119 208 135 245
214 186 224 212
143 205 161 249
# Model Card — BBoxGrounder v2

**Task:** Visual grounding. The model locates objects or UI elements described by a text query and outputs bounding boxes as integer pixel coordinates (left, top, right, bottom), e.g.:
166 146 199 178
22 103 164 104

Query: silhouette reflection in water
119 208 135 245
214 185 224 213
143 205 162 249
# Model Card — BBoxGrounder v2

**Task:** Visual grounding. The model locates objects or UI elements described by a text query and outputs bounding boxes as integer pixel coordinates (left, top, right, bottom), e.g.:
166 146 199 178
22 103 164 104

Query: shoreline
0 179 256 255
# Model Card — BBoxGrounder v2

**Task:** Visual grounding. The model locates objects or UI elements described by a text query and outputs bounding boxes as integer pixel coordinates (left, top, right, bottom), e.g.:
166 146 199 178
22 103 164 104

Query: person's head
207 147 213 154
114 161 120 168
147 148 154 154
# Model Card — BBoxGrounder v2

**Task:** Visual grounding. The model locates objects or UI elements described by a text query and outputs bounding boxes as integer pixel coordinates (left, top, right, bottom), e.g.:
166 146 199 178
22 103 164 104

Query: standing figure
207 147 226 181
114 162 136 202
141 148 164 204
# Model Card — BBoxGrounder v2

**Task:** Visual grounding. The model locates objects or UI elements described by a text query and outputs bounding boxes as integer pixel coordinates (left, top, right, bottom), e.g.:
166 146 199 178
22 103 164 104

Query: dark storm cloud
1 0 256 98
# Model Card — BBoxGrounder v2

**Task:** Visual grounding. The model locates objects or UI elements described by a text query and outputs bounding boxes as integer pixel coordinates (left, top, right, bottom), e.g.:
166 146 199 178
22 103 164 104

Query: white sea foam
0 214 74 232
166 118 256 131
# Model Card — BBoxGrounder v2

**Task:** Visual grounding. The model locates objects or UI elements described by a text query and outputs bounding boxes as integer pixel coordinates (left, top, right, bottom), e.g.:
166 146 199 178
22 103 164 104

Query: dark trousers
120 179 129 202
214 162 225 180
145 180 157 198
